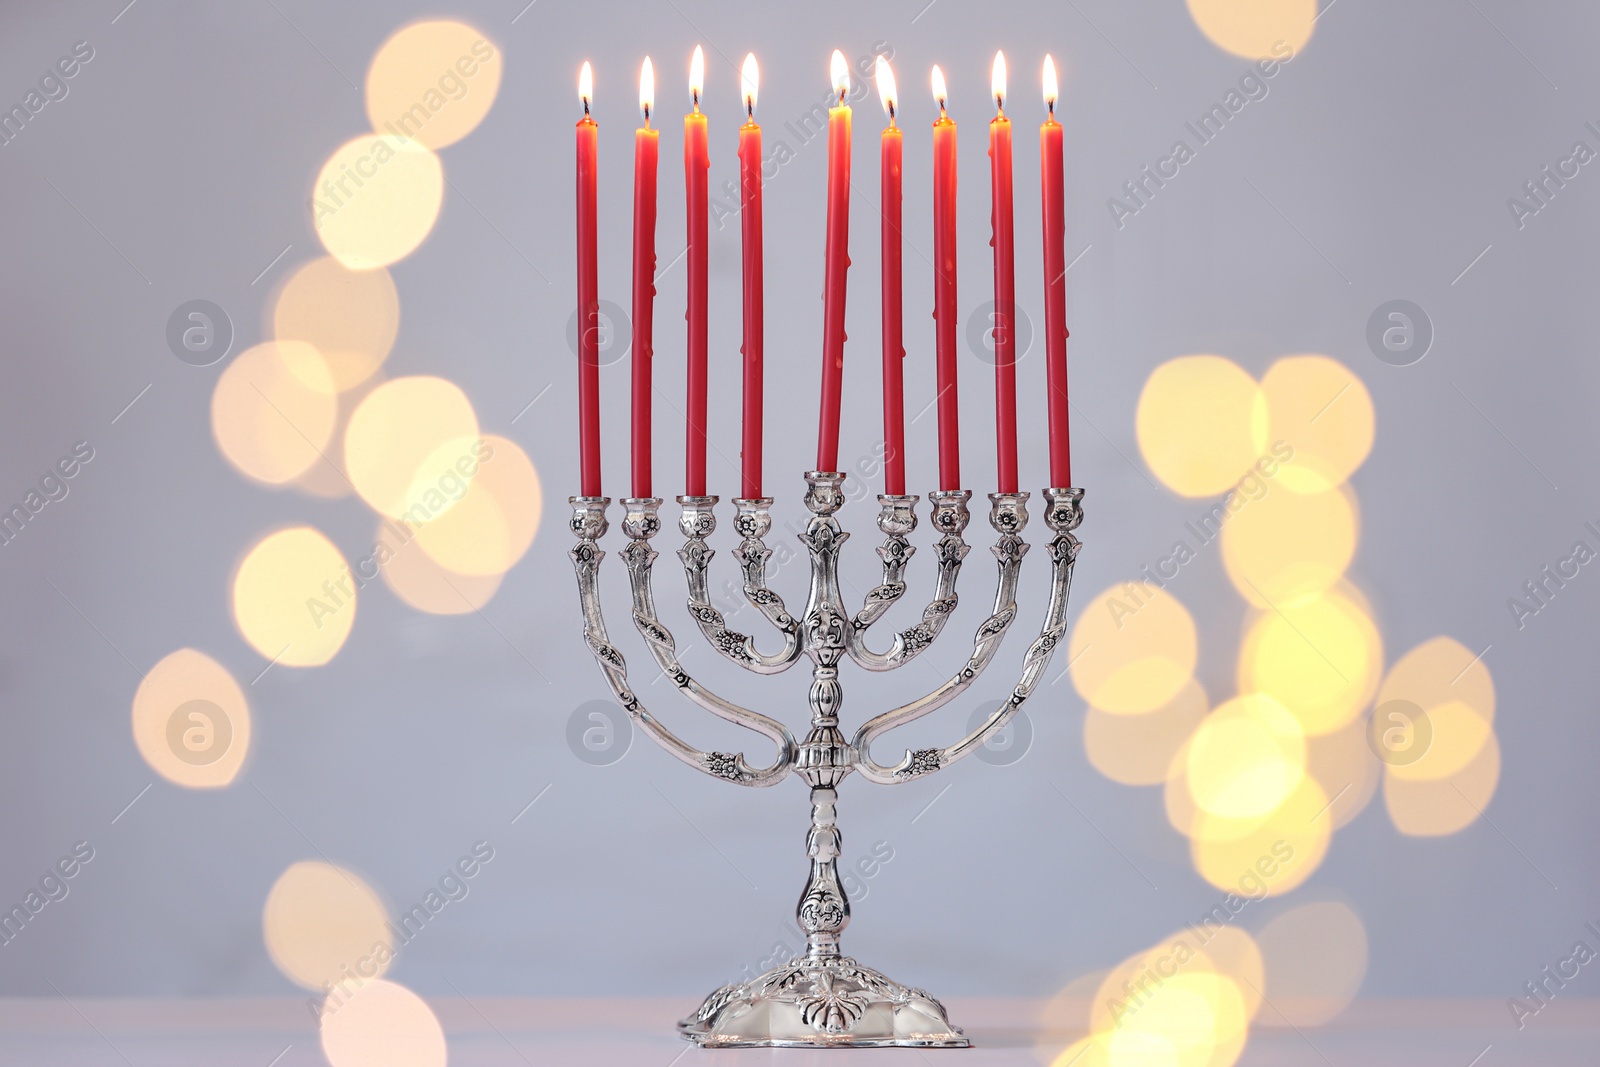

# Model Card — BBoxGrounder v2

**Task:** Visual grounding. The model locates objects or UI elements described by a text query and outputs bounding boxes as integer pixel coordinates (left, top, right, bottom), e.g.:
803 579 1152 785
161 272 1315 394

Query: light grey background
0 0 1596 1009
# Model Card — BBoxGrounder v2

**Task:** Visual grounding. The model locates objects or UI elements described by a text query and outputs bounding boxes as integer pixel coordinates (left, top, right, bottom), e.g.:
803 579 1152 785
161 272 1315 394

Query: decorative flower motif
896 748 943 779
799 972 869 1033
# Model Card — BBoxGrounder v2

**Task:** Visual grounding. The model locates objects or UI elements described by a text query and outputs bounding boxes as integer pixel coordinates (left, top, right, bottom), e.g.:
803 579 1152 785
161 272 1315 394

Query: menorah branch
678 495 805 674
844 491 972 671
570 496 794 787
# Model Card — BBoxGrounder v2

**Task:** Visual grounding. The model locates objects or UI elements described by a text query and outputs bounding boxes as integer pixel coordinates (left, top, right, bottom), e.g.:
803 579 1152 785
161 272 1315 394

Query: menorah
568 473 1084 1047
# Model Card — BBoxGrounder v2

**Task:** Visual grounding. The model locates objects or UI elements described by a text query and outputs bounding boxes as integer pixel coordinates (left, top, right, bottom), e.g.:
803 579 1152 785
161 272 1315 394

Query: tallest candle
931 65 961 492
738 53 765 501
988 51 1018 494
816 49 852 474
1040 55 1071 487
684 46 709 497
575 61 601 498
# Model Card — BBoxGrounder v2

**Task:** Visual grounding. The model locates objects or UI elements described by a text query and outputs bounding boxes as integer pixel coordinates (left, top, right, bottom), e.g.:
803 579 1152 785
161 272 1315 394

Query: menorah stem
798 785 848 959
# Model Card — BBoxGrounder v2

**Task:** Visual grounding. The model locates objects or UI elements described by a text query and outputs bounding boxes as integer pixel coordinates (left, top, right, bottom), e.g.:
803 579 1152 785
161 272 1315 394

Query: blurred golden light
1069 584 1198 715
131 648 251 789
378 518 504 614
365 21 501 151
263 861 391 991
413 435 543 576
1385 729 1501 836
344 376 481 520
212 341 338 485
320 978 447 1067
1386 702 1493 782
1254 901 1368 1026
1261 355 1375 495
1190 775 1332 896
290 374 388 500
1305 714 1381 830
1221 485 1357 609
313 134 443 270
273 257 399 394
1187 694 1307 820
1085 679 1209 786
1200 926 1266 1023
1378 636 1495 727
233 526 357 667
1237 584 1382 736
1186 0 1316 60
1137 356 1267 498
1088 939 1250 1067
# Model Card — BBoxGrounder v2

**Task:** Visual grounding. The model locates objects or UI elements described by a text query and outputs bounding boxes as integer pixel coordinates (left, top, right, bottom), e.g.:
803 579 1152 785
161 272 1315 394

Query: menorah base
678 953 970 1048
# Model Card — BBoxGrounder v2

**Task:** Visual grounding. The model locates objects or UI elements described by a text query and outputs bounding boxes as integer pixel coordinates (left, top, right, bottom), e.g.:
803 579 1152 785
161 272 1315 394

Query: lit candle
989 51 1018 494
685 45 709 497
738 53 764 500
631 58 659 500
931 64 961 491
1040 55 1071 487
877 57 906 497
816 49 852 474
576 61 601 498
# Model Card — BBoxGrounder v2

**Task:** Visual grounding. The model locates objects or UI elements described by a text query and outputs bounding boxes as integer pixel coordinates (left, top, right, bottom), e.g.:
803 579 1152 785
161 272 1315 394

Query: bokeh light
1254 901 1368 1026
1378 636 1495 727
263 861 391 991
1186 0 1316 60
212 341 338 485
131 649 251 789
1237 584 1382 736
321 978 448 1067
233 526 356 666
273 257 399 393
1069 584 1198 714
1186 694 1306 820
1221 484 1357 609
376 518 504 614
1261 355 1375 495
1085 680 1209 786
313 134 443 269
1137 355 1267 498
366 21 501 150
1188 775 1332 896
1386 702 1493 782
412 434 543 576
344 376 481 520
1086 937 1252 1067
1385 729 1501 836
1304 714 1381 830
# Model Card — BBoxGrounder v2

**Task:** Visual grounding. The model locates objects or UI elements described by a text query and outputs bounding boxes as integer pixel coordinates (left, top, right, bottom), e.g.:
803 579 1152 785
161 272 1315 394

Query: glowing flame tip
689 45 704 106
931 64 947 111
992 51 1006 110
830 49 850 99
639 57 653 122
579 61 593 111
1043 54 1058 110
742 53 759 116
875 56 897 121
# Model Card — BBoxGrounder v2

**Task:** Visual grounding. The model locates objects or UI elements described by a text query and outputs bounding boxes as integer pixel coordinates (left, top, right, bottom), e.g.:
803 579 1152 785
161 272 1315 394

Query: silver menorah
568 471 1084 1047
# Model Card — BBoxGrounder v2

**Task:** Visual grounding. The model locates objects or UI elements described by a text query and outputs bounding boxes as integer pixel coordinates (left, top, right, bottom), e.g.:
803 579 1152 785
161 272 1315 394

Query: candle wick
1048 100 1054 119
747 97 754 119
583 96 590 116
692 90 700 112
995 93 1004 115
888 101 896 125
643 103 650 125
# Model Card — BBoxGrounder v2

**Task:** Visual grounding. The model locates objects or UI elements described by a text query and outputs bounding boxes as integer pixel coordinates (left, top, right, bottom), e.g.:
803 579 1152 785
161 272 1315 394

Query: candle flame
1043 54 1058 112
931 64 947 113
689 45 704 109
830 48 850 102
639 57 654 124
875 56 897 123
579 61 593 113
742 53 758 117
992 50 1006 113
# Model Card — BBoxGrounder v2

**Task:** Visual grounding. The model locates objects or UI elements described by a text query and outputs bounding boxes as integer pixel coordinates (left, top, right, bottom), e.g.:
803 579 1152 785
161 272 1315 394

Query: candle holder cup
570 473 1084 1047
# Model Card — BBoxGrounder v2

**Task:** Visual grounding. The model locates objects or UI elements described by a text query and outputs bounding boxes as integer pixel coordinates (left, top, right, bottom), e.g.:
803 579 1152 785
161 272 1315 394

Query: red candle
816 49 852 474
684 45 709 497
876 57 906 497
931 65 961 491
1040 55 1071 487
989 52 1018 494
631 58 659 500
738 54 764 500
575 61 601 498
